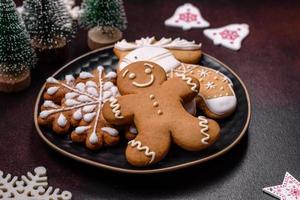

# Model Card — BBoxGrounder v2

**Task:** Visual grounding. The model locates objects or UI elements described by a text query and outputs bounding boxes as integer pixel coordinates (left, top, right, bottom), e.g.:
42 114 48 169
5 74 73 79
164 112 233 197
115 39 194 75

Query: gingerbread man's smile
122 63 155 88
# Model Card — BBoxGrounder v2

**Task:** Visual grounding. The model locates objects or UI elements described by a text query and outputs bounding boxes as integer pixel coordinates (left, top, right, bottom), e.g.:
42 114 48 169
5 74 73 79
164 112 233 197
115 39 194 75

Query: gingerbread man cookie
102 61 220 167
114 38 237 119
38 66 121 150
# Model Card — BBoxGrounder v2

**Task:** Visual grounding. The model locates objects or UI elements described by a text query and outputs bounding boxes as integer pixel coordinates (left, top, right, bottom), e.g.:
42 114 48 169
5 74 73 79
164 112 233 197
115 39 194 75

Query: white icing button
79 71 94 79
75 126 90 134
149 94 155 100
220 87 224 91
65 75 75 85
57 114 67 127
157 110 163 115
65 92 78 99
75 82 85 92
77 95 92 102
153 102 159 107
46 77 59 84
86 80 97 88
87 87 98 96
83 112 96 122
101 127 119 137
47 87 59 95
105 72 117 80
103 81 114 90
65 99 81 106
89 132 98 144
73 109 82 120
43 100 58 108
83 105 96 113
145 68 152 74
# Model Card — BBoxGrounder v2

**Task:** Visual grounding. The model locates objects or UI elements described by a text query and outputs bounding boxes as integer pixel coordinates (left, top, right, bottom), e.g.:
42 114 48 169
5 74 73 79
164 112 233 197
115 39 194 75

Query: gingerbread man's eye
129 73 136 79
145 68 152 74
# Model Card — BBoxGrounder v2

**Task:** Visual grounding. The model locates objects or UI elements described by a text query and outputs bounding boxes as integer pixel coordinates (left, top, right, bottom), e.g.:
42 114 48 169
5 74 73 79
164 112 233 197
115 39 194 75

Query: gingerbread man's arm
162 75 200 102
102 95 134 126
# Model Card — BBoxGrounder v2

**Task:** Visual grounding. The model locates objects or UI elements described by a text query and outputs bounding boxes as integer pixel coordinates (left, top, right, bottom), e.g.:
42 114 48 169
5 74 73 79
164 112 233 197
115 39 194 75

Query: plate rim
33 45 251 174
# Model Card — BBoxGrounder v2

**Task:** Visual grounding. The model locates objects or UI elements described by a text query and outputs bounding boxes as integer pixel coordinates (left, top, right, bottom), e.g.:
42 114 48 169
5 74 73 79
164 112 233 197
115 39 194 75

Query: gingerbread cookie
102 61 220 167
114 37 202 65
38 66 121 150
115 39 237 119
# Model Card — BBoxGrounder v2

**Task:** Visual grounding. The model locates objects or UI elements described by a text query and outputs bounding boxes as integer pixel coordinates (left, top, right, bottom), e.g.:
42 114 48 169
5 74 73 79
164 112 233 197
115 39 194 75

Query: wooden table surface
1 0 299 199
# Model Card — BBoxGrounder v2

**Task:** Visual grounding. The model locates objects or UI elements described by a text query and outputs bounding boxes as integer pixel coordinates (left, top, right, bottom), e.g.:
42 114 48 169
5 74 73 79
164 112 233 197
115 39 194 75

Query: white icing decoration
203 23 249 51
101 127 119 136
83 105 96 113
83 112 96 122
129 125 138 134
75 82 85 92
119 46 181 72
79 71 94 79
103 81 114 90
43 100 58 108
109 97 124 119
86 87 98 96
65 92 78 99
57 113 67 127
205 96 237 115
73 109 82 120
115 37 201 51
132 74 155 88
77 95 92 102
75 126 90 134
102 91 112 100
89 132 98 144
39 110 54 119
65 75 75 85
97 65 104 71
128 140 155 164
199 69 209 78
198 116 210 144
46 77 59 84
164 3 210 30
47 87 59 95
86 80 97 87
205 82 216 90
110 86 119 96
176 73 198 92
65 99 81 106
105 72 117 80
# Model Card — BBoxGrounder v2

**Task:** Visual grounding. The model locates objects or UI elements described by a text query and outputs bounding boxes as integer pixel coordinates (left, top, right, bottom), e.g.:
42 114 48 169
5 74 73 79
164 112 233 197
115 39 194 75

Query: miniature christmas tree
0 0 36 92
80 0 127 50
22 0 75 51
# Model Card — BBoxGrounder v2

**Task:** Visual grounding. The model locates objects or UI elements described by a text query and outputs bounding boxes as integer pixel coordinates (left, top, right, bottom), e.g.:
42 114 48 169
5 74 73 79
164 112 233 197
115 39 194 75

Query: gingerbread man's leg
171 113 220 151
126 125 171 167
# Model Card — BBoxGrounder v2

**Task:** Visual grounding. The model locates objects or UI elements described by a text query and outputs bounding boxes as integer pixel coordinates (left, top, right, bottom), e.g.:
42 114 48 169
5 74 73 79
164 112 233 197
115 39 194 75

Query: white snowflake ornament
203 23 250 51
263 172 300 200
0 166 72 200
164 3 210 30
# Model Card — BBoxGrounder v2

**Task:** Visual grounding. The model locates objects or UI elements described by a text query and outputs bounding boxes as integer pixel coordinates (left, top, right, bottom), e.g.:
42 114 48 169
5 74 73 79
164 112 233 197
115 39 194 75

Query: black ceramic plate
34 46 251 174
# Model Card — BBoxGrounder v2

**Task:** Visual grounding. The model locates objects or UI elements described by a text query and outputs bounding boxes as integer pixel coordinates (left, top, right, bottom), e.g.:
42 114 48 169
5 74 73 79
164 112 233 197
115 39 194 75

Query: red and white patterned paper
263 172 300 200
203 23 249 51
164 3 210 30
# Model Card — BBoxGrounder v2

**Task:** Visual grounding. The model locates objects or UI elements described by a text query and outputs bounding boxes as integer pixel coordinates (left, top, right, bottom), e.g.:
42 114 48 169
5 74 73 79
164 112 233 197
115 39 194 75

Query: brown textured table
1 0 299 199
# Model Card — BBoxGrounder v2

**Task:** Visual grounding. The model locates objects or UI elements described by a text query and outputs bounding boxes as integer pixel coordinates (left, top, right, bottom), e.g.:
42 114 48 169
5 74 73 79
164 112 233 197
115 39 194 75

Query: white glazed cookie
38 66 121 150
164 3 210 30
203 24 250 51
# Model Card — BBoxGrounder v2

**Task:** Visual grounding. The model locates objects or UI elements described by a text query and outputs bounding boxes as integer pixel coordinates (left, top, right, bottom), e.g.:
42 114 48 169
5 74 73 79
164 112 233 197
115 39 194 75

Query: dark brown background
1 0 299 199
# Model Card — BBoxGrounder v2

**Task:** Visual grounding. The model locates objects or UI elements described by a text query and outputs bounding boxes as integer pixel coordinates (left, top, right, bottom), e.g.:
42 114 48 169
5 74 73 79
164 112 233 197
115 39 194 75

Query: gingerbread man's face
117 61 167 94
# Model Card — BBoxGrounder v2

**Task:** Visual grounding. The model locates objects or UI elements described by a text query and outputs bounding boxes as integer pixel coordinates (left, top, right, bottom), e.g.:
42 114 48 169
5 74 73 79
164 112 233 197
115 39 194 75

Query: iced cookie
114 37 202 64
102 61 220 167
115 40 237 119
38 66 121 150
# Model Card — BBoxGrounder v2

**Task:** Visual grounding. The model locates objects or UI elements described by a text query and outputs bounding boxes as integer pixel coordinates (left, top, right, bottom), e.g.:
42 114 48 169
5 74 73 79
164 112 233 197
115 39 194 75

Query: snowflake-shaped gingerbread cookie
38 66 121 150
